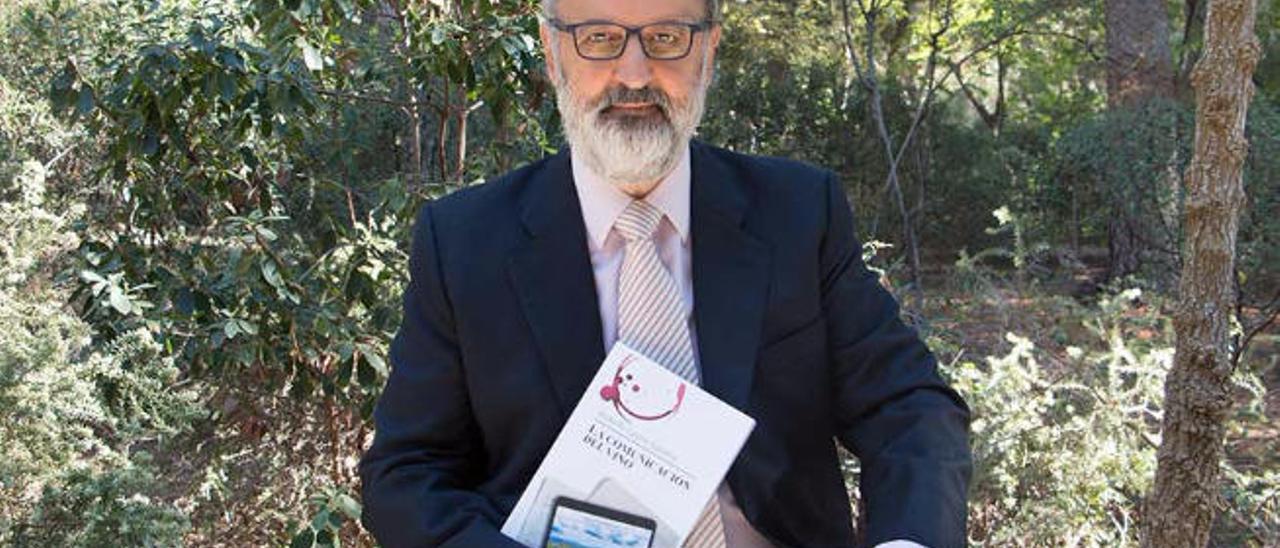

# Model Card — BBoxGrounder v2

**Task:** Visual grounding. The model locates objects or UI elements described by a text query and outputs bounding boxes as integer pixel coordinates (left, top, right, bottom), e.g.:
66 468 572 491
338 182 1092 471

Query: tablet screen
544 498 655 548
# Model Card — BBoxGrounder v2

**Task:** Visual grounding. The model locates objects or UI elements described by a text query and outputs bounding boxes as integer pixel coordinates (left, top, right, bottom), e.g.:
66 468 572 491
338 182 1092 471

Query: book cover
501 342 756 547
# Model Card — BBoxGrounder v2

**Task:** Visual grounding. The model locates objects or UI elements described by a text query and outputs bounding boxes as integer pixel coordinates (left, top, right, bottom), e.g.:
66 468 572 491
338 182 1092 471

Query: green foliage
8 0 551 542
12 457 190 547
0 162 95 531
954 290 1166 545
2 0 1276 545
947 289 1276 545
1050 100 1190 243
1039 96 1280 298
0 140 198 545
289 486 363 548
1220 465 1280 544
1236 100 1280 306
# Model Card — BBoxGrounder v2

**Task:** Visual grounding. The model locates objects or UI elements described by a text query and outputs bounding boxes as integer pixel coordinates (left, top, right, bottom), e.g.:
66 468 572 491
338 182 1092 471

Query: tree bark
1104 0 1177 280
1105 0 1176 108
1141 0 1259 542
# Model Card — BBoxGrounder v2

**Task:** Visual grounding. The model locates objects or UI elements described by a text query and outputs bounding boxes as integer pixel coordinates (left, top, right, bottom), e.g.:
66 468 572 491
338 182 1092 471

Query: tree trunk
1141 0 1259 543
1105 0 1176 108
1104 0 1176 280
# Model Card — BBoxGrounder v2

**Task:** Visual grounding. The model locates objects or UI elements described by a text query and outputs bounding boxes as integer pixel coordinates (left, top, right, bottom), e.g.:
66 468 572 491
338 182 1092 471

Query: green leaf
261 260 284 289
49 60 76 113
301 42 323 71
357 343 387 377
174 288 196 316
336 359 353 387
310 509 330 531
335 493 361 521
289 528 315 548
108 286 133 314
500 35 520 58
218 72 237 102
141 130 160 156
235 344 255 366
75 86 95 115
80 269 107 285
256 225 278 241
239 146 259 169
220 50 246 72
224 319 241 340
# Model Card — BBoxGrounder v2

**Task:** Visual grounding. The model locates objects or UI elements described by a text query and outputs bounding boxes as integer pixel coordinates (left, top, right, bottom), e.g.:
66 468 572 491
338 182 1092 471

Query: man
358 0 971 546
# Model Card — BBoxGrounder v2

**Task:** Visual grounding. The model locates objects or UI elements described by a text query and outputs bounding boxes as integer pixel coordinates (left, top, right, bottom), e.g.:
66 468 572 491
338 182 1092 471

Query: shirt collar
570 144 692 250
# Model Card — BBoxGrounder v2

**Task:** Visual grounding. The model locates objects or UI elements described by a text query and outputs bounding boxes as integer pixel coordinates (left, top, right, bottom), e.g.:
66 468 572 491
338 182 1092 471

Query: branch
839 0 870 86
951 61 999 128
943 0 1103 79
1234 287 1280 366
884 0 953 193
43 145 78 171
311 86 424 109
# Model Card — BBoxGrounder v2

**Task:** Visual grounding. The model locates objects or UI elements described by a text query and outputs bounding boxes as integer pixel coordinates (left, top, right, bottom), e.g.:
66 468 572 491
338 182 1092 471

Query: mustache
595 87 672 116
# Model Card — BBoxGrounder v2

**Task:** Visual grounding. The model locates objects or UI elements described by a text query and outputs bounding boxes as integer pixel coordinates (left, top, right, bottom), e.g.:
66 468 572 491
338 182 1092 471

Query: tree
837 0 947 296
38 0 546 543
1141 0 1261 543
1105 0 1175 108
1103 0 1178 280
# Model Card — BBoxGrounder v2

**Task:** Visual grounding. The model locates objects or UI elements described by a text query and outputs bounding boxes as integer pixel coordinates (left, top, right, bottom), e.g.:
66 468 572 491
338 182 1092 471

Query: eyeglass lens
574 23 695 59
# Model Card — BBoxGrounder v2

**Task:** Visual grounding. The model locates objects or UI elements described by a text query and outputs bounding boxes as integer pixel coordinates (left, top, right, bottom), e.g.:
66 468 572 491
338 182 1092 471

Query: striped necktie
615 199 727 548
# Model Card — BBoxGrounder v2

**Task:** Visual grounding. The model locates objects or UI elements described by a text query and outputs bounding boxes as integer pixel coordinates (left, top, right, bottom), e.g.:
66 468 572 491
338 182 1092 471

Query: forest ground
909 246 1280 476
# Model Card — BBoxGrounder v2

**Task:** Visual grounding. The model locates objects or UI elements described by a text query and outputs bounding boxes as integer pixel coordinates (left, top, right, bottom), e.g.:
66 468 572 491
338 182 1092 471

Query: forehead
553 0 706 23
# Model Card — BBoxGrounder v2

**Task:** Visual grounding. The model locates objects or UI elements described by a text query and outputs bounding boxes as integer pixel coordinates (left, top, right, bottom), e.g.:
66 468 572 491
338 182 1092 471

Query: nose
613 32 653 89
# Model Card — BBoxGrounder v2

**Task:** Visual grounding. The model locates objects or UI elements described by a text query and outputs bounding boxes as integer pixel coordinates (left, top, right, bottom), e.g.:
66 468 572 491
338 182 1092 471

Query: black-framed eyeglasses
546 18 714 61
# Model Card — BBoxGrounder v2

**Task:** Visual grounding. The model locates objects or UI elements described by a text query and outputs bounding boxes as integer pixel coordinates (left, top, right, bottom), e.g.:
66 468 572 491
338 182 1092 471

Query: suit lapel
507 150 606 418
507 143 773 417
690 142 772 412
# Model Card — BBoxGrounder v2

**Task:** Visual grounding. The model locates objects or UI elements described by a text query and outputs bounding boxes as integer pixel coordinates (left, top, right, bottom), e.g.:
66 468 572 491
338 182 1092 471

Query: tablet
542 496 657 548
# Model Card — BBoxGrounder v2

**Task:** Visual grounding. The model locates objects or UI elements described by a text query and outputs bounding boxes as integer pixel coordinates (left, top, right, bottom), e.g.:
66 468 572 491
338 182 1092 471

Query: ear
539 23 559 82
698 23 722 68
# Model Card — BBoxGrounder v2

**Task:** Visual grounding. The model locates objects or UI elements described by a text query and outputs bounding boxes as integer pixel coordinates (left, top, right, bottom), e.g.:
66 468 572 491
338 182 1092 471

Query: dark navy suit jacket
359 141 971 547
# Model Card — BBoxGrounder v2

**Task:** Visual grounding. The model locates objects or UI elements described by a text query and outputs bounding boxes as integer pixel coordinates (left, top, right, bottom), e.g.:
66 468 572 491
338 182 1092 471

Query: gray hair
540 0 721 22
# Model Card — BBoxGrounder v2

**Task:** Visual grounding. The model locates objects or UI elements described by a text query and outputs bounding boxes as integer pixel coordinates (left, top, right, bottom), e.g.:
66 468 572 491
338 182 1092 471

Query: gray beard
552 53 712 189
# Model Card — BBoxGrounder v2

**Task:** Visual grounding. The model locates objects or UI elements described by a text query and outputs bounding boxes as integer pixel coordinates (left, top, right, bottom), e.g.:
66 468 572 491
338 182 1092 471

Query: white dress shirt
570 145 926 548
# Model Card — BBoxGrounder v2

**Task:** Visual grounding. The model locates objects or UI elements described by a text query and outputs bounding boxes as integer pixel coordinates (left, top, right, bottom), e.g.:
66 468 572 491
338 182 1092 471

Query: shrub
0 123 199 547
948 289 1277 546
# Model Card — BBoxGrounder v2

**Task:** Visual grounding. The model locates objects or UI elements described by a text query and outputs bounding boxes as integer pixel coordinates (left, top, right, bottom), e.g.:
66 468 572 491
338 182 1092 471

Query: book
501 342 756 547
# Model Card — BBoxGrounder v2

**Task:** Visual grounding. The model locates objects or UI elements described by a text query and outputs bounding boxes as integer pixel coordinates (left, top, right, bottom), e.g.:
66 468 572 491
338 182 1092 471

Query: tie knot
614 200 664 242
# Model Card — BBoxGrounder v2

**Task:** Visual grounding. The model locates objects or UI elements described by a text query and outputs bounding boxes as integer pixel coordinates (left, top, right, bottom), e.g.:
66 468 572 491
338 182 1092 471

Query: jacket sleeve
358 202 522 548
818 172 973 548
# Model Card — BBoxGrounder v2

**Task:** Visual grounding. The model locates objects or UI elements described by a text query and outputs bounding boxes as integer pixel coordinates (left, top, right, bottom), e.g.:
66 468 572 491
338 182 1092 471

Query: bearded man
358 0 972 546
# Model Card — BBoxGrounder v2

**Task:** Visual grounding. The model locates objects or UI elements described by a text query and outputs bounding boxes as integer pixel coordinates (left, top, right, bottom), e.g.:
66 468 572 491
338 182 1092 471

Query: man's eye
650 33 676 43
585 32 617 43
